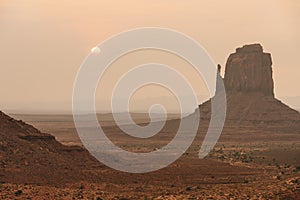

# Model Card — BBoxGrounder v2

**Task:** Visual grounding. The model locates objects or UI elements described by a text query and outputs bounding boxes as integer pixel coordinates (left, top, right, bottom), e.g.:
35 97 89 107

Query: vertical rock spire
215 64 224 96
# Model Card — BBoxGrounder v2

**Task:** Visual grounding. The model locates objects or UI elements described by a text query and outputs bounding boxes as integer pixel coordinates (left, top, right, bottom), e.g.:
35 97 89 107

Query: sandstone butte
198 43 300 130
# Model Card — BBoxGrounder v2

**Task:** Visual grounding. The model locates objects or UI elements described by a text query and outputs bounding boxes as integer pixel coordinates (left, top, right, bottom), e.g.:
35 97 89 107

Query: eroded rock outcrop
197 44 300 130
0 111 101 185
224 44 274 96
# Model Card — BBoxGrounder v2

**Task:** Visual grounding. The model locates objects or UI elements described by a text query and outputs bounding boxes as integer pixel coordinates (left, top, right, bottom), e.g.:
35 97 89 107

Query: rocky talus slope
0 111 101 185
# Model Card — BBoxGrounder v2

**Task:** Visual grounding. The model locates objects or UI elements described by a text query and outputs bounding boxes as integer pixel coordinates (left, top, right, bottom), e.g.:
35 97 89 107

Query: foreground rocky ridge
0 111 102 185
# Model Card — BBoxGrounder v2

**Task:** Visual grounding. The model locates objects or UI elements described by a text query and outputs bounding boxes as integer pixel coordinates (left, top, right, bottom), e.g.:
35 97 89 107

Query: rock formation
0 111 101 185
224 44 274 96
198 44 300 131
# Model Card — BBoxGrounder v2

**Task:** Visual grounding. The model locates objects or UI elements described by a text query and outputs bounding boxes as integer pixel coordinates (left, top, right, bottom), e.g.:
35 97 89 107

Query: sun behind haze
0 0 299 113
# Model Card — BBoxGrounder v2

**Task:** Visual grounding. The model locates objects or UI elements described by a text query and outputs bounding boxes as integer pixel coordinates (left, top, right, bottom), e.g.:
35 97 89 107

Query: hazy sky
0 0 299 113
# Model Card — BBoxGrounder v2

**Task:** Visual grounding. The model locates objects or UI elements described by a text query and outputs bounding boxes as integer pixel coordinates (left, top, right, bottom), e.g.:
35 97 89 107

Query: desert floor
1 113 299 200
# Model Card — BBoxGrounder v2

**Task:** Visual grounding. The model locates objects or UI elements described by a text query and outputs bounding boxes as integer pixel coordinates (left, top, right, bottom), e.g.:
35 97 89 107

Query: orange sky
0 0 299 113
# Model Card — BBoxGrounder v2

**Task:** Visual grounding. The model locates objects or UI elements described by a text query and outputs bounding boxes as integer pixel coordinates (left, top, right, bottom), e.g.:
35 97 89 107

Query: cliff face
224 44 274 96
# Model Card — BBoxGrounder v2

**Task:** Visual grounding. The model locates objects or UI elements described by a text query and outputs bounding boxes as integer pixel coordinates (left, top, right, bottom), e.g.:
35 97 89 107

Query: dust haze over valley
1 0 300 113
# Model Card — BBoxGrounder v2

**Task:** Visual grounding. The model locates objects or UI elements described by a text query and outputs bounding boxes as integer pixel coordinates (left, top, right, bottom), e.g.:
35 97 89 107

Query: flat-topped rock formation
198 44 300 132
224 44 274 96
